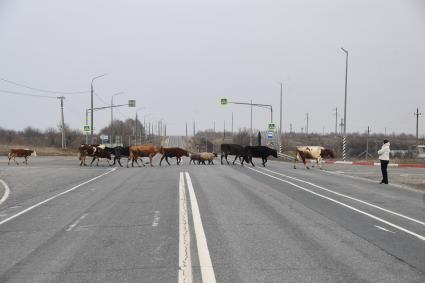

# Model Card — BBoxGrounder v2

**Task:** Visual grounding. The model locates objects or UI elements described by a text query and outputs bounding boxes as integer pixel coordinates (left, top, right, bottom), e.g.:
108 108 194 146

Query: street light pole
341 47 348 160
110 92 123 146
90 74 106 144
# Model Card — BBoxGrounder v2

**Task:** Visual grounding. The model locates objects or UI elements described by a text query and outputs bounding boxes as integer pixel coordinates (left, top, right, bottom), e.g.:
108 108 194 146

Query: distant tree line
191 128 421 159
0 118 148 148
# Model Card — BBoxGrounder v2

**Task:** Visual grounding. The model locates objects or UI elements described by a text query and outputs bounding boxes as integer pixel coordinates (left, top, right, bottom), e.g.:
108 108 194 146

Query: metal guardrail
277 152 296 161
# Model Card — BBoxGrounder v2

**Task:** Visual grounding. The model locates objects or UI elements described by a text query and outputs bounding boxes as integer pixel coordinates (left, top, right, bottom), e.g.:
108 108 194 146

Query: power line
0 88 57 99
0 76 90 95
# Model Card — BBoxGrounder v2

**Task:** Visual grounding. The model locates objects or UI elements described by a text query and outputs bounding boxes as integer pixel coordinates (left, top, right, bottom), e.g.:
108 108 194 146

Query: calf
8 149 37 165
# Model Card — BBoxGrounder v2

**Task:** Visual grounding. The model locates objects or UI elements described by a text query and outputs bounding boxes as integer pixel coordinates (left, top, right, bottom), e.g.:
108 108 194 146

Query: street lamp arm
91 74 107 84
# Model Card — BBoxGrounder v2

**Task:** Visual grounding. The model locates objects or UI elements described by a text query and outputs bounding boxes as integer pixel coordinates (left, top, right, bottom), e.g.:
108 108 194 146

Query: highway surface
0 139 425 282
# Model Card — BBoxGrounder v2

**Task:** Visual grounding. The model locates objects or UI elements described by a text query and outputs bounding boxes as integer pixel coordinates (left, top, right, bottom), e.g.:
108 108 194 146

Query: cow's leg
250 156 255 167
149 154 154 166
232 155 238 165
220 154 224 165
117 158 123 167
159 155 165 166
262 157 266 167
318 157 323 170
89 156 96 166
225 153 230 165
127 157 131 168
166 156 171 166
8 155 11 165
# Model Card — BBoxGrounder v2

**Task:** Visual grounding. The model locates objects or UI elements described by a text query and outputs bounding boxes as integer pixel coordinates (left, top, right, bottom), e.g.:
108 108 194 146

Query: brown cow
293 146 334 169
8 149 37 165
159 147 189 166
127 145 163 167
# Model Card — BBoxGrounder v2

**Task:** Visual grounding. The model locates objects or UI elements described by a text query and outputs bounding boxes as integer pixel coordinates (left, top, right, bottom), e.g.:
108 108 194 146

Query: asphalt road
0 144 425 282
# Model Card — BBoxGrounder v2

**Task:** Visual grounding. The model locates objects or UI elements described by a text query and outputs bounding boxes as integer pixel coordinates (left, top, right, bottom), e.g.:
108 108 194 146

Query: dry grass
0 144 77 156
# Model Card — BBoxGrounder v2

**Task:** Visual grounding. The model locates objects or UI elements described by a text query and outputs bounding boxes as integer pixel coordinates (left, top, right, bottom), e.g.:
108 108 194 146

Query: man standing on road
378 139 390 184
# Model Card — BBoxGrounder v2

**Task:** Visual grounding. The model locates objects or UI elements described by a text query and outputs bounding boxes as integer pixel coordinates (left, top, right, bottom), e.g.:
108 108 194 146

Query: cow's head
321 148 334 159
183 150 190 157
31 150 37 157
270 148 278 158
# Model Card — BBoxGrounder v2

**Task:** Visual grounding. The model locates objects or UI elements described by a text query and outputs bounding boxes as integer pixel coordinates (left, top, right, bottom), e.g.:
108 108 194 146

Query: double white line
179 172 216 283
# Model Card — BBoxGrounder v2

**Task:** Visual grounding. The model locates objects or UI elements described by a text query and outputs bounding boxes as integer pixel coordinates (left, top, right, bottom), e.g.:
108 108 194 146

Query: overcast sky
1 0 424 136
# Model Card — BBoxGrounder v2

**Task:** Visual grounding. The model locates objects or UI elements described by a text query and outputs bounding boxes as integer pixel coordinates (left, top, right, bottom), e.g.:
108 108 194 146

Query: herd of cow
6 144 335 169
77 144 279 167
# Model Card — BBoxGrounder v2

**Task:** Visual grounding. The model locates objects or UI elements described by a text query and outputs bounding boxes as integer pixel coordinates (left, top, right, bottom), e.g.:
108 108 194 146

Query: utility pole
224 120 226 139
135 112 138 145
334 107 338 136
193 120 195 136
340 118 344 135
279 82 283 153
250 100 253 146
231 112 234 134
290 123 292 133
58 96 66 148
415 108 422 146
186 122 188 137
214 121 216 132
341 47 349 160
306 113 309 135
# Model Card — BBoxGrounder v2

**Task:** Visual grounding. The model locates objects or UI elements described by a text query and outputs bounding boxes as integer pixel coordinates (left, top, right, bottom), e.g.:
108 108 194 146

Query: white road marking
261 167 425 228
179 172 192 283
152 210 161 227
375 225 396 233
185 172 216 283
0 179 10 206
0 168 116 226
66 213 88 231
244 166 425 242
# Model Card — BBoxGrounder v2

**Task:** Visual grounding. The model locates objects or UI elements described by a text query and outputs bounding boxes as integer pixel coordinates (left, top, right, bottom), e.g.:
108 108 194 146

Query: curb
322 161 425 169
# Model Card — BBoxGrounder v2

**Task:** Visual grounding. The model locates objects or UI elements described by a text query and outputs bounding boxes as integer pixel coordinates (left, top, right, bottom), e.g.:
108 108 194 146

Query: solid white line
0 179 11 206
244 166 425 242
0 168 116 226
66 213 88 231
178 172 192 283
261 167 425 227
375 225 395 233
152 210 161 227
185 172 216 283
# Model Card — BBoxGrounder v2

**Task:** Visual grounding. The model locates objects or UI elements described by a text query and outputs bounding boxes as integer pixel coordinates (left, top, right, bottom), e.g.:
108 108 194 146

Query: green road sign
128 100 136 107
220 98 228 105
83 124 91 133
268 123 276 131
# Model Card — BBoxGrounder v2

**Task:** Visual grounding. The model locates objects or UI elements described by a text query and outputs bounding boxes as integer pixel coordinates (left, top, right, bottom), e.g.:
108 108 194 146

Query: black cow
90 147 112 166
242 146 278 167
105 146 145 167
220 144 246 165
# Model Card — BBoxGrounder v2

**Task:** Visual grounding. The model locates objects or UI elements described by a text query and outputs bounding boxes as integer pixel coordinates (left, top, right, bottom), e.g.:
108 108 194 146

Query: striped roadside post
342 136 347 160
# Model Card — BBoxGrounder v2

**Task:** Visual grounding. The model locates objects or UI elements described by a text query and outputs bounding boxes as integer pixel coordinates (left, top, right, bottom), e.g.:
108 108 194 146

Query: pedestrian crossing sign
83 124 91 133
